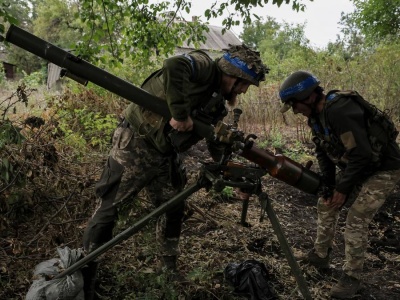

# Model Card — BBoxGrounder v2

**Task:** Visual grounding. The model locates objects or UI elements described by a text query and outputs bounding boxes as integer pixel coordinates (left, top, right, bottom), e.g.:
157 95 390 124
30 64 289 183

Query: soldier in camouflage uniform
83 45 269 272
279 71 400 299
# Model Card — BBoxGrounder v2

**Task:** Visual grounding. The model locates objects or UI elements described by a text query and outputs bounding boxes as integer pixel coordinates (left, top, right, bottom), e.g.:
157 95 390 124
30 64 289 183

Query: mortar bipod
53 162 312 300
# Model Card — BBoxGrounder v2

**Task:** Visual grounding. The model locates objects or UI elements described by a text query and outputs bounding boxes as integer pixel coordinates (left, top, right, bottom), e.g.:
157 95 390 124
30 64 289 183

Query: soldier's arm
162 51 214 123
162 55 194 122
328 99 374 194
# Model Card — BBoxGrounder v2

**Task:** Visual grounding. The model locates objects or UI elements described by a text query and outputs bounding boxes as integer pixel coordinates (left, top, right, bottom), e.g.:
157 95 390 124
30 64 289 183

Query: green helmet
217 44 269 86
279 71 320 113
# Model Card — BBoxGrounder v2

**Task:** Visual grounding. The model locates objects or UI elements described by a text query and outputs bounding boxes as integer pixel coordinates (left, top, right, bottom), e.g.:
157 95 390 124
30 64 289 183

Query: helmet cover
279 71 320 113
218 44 269 86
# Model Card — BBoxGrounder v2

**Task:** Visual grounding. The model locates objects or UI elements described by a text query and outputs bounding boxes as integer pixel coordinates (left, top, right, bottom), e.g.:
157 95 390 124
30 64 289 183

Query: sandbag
26 246 85 300
224 259 278 300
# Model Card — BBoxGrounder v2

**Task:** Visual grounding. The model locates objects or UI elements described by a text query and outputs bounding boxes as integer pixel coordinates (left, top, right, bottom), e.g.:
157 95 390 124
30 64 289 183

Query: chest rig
310 110 346 167
310 90 398 168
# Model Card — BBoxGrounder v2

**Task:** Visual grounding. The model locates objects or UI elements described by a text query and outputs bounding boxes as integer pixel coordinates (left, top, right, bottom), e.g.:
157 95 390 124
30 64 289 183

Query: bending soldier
83 45 269 274
279 71 400 299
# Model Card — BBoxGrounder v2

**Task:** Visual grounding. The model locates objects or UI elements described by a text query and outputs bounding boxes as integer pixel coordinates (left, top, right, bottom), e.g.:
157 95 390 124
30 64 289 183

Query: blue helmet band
279 75 319 100
223 52 260 81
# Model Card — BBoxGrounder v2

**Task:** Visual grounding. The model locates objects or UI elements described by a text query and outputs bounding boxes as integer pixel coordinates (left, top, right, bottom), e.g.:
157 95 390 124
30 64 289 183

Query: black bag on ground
224 259 278 300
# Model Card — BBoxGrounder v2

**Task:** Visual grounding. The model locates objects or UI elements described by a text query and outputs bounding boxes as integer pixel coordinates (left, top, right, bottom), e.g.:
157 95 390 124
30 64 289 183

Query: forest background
0 0 399 299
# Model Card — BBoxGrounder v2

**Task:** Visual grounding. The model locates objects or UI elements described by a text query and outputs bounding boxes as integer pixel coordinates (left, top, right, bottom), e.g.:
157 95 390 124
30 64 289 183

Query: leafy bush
47 85 121 155
56 107 118 153
20 70 46 88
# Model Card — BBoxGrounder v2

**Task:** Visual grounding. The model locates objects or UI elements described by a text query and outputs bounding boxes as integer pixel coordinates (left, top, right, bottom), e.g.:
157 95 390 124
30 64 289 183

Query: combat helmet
218 44 269 86
279 71 320 113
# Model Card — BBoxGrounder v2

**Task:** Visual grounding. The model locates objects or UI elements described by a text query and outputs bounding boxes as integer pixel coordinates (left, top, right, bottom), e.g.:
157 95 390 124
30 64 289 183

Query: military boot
330 273 361 299
81 260 99 300
300 248 332 269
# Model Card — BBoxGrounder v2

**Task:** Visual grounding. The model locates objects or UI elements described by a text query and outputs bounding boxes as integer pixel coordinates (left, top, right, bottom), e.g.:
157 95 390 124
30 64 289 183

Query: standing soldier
83 45 268 277
279 71 400 299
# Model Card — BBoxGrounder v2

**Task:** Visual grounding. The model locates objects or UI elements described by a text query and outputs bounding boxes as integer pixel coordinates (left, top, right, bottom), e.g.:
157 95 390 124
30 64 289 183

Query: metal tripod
54 161 312 299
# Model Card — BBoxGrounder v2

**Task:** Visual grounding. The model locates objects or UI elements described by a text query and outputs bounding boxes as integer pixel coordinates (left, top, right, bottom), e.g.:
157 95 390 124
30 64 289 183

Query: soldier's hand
325 191 346 209
169 117 193 132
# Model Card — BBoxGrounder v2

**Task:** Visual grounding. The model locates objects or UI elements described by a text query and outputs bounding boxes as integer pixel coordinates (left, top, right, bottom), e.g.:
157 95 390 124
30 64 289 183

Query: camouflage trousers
314 168 400 279
83 121 186 257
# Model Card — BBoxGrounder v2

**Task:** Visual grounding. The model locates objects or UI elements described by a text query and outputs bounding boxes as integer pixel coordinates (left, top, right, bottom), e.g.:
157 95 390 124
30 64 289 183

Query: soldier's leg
83 124 153 252
314 197 341 257
147 154 186 260
343 169 400 279
313 171 361 258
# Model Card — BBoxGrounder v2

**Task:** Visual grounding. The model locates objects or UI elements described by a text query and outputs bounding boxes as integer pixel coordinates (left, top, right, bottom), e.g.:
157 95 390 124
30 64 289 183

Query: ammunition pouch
317 90 399 170
335 91 399 163
363 123 394 170
367 113 399 166
314 135 347 168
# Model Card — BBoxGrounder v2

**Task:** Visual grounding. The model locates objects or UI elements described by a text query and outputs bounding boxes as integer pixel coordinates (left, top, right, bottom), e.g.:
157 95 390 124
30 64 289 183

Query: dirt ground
1 140 399 300
174 141 400 300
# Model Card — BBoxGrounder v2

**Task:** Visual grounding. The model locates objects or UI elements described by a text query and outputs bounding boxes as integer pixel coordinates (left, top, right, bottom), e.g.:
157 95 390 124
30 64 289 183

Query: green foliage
252 130 313 163
72 0 209 67
221 186 234 199
268 129 284 149
282 140 314 163
0 120 24 149
40 84 121 157
97 51 164 86
345 41 400 121
32 0 82 48
0 121 24 187
0 157 14 184
0 1 39 74
65 0 308 65
345 0 400 44
337 11 366 59
38 0 307 68
3 0 311 83
257 128 284 150
204 0 307 32
240 17 280 49
56 107 118 154
0 0 27 35
208 185 235 202
20 70 46 88
0 86 31 218
240 16 316 80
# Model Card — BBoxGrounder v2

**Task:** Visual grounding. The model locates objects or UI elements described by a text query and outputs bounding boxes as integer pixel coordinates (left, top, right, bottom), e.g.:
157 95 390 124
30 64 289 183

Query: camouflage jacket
310 90 400 194
124 50 226 156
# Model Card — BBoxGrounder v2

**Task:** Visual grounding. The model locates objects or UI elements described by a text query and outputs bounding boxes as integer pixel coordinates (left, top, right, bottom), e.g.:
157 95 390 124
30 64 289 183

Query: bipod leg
240 197 250 226
263 194 312 300
54 182 203 279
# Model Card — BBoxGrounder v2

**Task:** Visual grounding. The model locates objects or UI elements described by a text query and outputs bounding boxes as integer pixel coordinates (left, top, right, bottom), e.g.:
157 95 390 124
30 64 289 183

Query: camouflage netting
217 44 269 86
